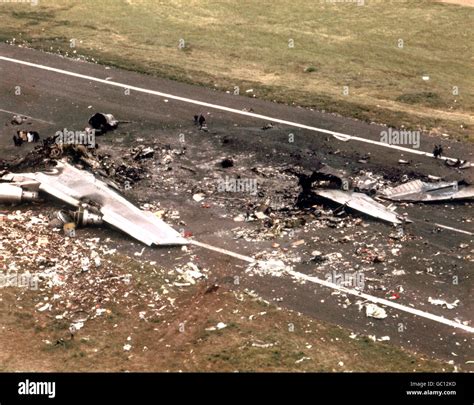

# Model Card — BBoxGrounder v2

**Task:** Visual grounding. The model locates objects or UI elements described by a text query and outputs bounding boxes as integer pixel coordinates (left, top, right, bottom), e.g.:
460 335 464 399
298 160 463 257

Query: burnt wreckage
1 106 473 246
0 161 187 246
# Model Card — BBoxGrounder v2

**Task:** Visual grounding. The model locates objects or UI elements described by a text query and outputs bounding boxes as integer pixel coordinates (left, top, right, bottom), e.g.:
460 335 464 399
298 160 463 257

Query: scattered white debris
206 322 227 331
36 303 51 312
134 247 146 257
392 269 406 276
365 303 387 319
96 308 107 316
247 259 290 277
192 193 205 202
70 321 84 332
252 342 274 348
295 356 311 364
428 297 460 309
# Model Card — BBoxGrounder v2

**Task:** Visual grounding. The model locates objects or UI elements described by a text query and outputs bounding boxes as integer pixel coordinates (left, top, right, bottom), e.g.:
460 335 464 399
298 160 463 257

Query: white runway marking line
0 108 55 125
0 55 466 164
190 240 255 263
433 223 473 236
191 241 473 333
410 218 473 236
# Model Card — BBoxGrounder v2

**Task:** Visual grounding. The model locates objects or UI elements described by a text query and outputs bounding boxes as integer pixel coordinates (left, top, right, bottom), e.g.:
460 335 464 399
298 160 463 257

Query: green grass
0 0 472 140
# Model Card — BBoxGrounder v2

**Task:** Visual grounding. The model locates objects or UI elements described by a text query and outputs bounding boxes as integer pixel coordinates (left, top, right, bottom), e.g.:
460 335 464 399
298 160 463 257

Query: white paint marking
190 240 473 333
285 270 474 334
410 217 473 236
0 108 55 125
433 223 473 236
190 240 255 263
0 56 466 164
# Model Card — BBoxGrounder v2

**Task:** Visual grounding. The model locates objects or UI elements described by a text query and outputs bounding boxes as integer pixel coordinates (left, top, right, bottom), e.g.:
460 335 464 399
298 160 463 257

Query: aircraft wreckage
1 158 472 244
296 164 473 225
379 180 474 202
0 161 187 246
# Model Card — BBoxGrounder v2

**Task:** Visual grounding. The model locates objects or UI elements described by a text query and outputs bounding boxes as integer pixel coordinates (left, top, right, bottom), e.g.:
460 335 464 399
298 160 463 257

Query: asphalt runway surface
0 44 472 368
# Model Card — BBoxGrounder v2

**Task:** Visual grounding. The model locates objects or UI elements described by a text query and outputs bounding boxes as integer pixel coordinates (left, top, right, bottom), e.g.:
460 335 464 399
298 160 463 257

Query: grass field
0 0 472 140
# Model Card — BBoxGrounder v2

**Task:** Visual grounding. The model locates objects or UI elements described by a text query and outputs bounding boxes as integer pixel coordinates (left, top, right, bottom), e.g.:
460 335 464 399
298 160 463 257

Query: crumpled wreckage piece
445 159 471 170
1 161 187 246
88 113 118 134
428 297 460 309
379 180 474 202
352 171 385 195
315 188 404 225
313 164 350 189
365 303 388 319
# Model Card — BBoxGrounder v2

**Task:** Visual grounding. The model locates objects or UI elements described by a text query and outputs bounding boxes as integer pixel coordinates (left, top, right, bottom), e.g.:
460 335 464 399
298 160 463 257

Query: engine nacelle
0 184 39 203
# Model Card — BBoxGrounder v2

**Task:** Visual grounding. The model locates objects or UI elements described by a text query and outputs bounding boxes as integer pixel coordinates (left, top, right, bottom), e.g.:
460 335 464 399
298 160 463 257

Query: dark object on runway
88 113 118 134
198 114 206 127
445 158 471 170
220 158 234 168
433 144 443 159
13 133 23 147
11 115 27 125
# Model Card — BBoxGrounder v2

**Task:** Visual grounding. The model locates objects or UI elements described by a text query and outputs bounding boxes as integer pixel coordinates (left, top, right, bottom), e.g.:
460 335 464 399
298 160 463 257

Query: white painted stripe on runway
190 240 255 263
0 55 467 164
190 240 473 333
0 108 55 125
433 223 473 236
410 218 473 236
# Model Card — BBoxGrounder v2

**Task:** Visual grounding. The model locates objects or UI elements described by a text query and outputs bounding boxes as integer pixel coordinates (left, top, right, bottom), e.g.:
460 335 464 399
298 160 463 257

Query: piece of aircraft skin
379 180 474 202
314 188 403 225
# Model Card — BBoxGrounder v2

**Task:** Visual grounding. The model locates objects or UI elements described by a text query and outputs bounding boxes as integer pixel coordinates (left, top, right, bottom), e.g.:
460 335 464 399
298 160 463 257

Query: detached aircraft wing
314 188 404 225
0 161 187 246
